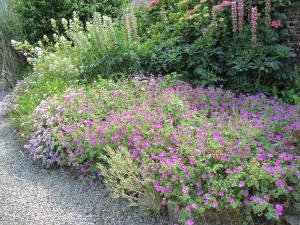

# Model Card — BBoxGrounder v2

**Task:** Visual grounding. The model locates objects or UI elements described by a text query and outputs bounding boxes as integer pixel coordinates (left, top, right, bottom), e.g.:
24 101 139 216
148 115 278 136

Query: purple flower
154 180 160 192
243 199 250 205
160 198 167 206
234 166 243 173
216 191 224 197
226 197 235 204
239 181 245 187
71 161 79 168
226 168 232 174
212 200 219 208
242 190 249 196
250 196 265 204
275 204 283 217
195 181 202 187
197 190 204 196
185 205 192 211
182 187 189 194
275 180 285 189
187 218 194 225
173 206 180 214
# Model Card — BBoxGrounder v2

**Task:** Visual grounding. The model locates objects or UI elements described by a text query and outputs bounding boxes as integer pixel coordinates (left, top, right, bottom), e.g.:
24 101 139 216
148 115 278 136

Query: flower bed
10 78 300 224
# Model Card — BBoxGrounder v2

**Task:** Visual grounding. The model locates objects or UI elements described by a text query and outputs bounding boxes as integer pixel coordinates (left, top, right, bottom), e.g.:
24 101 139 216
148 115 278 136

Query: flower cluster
231 1 238 32
251 7 258 48
271 20 282 29
265 0 271 28
23 78 300 224
237 0 244 32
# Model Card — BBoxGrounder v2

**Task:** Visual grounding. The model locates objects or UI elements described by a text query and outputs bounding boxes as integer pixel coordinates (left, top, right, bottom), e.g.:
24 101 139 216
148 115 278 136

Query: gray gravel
0 92 168 225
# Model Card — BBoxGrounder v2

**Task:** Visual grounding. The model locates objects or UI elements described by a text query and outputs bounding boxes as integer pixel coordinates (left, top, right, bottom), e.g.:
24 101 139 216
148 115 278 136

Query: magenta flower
195 181 202 187
226 168 232 174
275 180 285 189
212 200 219 208
182 187 189 194
226 197 235 204
197 190 204 196
239 181 245 187
187 218 194 225
275 204 283 217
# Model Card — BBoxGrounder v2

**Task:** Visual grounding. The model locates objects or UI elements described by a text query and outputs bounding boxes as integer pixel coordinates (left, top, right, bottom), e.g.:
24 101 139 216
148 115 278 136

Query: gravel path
0 92 168 225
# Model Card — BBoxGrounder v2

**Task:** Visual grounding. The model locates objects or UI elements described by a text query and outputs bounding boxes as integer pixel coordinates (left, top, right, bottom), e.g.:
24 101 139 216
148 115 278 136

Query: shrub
13 0 130 42
136 0 298 98
19 78 300 224
3 73 69 141
12 10 141 81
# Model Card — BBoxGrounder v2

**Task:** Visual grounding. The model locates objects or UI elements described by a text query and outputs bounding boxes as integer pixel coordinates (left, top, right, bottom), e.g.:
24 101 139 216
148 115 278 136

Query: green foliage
12 10 141 81
0 0 26 88
6 73 69 141
136 0 298 99
13 0 130 42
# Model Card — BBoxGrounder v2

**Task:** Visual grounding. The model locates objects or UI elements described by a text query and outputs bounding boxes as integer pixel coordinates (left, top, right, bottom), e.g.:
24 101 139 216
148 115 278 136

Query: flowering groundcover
8 78 300 224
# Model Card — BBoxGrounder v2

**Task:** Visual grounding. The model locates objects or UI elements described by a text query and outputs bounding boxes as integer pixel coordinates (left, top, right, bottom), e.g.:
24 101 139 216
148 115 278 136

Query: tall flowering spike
211 6 218 28
248 0 253 22
238 0 244 32
251 7 258 48
265 0 271 28
231 2 238 33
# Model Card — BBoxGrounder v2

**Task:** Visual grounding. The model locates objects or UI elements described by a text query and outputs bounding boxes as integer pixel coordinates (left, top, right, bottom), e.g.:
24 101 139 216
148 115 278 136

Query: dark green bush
13 0 130 42
137 0 299 100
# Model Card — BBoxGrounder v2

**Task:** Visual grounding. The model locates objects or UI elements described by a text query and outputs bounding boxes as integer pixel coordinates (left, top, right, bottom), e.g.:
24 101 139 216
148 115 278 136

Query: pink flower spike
251 7 258 48
231 1 238 33
238 0 244 31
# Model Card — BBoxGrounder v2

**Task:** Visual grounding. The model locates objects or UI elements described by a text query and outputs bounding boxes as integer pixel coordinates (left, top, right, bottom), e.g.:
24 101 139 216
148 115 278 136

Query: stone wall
284 2 300 54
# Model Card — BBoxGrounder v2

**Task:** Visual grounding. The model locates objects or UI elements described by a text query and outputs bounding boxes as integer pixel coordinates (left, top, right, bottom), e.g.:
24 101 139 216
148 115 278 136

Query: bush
13 0 130 42
136 0 299 98
12 10 141 82
15 78 299 224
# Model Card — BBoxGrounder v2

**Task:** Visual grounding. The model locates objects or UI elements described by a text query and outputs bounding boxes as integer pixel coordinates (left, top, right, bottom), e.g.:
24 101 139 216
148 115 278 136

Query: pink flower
212 200 219 207
271 20 282 29
226 168 232 174
187 218 194 225
182 187 189 194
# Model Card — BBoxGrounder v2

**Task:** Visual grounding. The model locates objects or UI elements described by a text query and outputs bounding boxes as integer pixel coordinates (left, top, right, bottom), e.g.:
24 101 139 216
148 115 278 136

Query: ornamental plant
18 78 300 224
136 0 298 100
